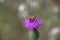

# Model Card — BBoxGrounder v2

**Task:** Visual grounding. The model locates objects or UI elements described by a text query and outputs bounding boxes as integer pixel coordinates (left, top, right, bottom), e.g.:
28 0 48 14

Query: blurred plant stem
28 30 39 40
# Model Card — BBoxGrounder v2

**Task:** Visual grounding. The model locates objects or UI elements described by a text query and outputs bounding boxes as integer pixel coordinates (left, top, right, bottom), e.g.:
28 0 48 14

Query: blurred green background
0 0 60 40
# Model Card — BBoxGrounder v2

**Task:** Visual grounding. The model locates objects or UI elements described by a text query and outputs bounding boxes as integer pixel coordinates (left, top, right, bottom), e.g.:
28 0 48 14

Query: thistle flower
23 16 43 30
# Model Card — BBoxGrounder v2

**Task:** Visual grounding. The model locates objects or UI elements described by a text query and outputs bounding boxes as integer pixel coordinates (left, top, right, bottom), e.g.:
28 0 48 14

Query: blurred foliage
56 34 60 40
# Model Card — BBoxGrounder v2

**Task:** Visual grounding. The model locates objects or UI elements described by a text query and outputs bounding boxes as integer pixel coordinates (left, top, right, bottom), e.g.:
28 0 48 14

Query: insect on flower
23 16 43 30
28 16 36 22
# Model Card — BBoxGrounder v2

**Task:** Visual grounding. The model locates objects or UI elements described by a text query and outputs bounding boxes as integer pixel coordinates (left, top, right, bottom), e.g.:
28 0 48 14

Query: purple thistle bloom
23 16 43 30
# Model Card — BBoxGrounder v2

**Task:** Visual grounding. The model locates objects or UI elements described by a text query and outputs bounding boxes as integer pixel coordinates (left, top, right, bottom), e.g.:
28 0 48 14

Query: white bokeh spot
49 27 60 36
52 6 59 13
18 3 26 12
26 0 39 8
48 27 60 40
0 0 4 4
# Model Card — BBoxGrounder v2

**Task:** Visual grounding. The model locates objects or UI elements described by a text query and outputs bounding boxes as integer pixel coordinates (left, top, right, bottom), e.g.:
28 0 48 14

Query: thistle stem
28 29 39 40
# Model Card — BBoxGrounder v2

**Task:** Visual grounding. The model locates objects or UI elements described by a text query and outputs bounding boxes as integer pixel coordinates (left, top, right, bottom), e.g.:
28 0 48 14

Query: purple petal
23 16 43 30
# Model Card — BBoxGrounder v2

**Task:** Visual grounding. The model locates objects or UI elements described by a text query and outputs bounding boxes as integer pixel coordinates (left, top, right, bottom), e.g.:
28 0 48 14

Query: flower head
23 16 43 30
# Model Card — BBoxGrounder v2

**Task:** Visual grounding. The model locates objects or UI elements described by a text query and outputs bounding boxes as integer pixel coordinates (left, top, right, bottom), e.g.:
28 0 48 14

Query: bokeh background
0 0 60 40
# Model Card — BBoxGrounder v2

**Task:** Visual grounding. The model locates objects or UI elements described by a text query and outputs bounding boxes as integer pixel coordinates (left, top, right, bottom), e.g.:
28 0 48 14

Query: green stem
28 29 39 40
